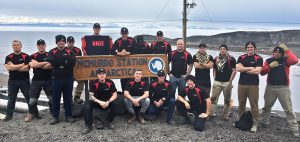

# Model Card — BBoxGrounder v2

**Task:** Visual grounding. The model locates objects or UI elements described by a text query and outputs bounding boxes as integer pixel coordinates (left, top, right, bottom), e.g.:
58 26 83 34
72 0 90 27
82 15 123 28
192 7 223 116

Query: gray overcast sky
0 0 300 24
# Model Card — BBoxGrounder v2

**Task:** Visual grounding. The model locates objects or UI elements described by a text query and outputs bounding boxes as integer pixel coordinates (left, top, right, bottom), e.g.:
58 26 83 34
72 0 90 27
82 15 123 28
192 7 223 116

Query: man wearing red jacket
260 43 299 137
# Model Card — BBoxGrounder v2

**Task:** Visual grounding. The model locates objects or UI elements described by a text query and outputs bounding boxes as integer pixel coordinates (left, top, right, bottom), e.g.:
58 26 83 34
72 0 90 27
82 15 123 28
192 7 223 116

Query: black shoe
2 116 12 122
74 97 84 104
104 122 115 130
49 118 59 125
95 121 104 130
144 114 156 121
166 120 176 126
82 126 92 134
35 114 42 119
65 117 75 123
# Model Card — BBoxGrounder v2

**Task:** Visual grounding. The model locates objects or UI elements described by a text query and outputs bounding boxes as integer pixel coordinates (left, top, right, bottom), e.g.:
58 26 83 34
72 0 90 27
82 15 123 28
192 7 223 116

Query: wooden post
183 0 187 50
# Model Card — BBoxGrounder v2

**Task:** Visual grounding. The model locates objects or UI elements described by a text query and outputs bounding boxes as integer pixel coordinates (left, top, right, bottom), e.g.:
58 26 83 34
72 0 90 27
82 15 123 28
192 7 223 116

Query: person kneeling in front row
176 75 211 131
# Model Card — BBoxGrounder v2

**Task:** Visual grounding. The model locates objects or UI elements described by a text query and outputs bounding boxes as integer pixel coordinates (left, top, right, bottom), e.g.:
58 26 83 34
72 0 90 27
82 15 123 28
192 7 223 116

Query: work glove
278 43 288 51
269 61 279 69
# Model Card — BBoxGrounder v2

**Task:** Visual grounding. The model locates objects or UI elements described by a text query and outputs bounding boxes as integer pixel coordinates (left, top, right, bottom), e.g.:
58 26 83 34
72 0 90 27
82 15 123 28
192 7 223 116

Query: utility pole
183 0 187 50
183 0 196 50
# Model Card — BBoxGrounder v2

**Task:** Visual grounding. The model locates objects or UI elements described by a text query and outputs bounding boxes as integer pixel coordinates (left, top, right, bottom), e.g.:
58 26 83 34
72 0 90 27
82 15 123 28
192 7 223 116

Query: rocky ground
0 105 299 142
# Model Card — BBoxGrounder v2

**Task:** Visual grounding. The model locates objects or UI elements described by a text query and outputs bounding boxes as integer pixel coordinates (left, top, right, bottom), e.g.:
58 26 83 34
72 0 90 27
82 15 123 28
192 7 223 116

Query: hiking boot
25 113 34 122
74 96 83 104
292 130 300 138
138 112 147 124
222 116 229 121
65 116 75 123
128 114 136 124
104 122 116 130
49 118 59 125
250 125 257 133
2 116 12 122
82 126 92 134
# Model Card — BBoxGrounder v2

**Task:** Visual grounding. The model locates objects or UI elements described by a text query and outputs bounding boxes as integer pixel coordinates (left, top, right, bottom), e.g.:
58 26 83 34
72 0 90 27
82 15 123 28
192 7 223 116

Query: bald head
176 39 184 51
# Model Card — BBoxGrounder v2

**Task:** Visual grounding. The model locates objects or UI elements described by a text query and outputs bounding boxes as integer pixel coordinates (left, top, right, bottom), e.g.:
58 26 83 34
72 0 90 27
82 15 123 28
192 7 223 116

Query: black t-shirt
89 79 117 101
111 37 136 55
125 79 149 96
83 35 112 55
133 42 152 54
30 52 52 81
169 50 193 78
179 85 209 114
5 52 30 80
193 55 213 87
213 56 236 82
237 53 263 85
149 80 174 102
48 47 76 79
265 57 288 85
151 41 172 56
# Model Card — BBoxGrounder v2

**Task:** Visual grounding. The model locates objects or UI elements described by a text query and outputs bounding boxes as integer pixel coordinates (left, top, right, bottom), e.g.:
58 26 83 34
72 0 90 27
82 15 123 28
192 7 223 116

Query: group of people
3 23 299 137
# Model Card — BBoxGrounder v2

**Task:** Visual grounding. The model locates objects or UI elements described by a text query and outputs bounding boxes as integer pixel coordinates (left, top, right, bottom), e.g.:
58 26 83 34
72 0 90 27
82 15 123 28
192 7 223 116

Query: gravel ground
1 106 299 142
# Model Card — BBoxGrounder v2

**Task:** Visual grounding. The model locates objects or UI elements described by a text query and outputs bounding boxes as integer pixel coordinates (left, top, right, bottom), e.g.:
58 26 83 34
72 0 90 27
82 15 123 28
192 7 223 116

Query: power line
198 0 215 27
153 0 171 23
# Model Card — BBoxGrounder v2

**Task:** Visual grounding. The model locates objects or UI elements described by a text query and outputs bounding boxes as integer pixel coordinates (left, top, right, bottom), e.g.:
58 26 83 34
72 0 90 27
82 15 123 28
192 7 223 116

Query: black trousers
176 100 201 118
84 100 117 127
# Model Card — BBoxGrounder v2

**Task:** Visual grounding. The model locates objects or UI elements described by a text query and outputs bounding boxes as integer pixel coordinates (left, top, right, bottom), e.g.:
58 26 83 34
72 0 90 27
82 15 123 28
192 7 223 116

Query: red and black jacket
261 50 298 85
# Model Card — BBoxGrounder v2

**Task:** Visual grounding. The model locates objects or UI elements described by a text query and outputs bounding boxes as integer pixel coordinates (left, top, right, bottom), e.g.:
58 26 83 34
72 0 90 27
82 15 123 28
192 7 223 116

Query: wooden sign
74 54 168 80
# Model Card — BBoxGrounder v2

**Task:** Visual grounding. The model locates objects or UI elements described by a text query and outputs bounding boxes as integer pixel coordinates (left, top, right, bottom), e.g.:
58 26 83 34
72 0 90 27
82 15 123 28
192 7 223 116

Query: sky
0 0 300 36
0 0 299 23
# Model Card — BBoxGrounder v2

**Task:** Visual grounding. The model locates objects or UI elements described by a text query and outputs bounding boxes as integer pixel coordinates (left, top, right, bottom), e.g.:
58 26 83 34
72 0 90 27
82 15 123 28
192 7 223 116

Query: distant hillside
136 30 300 56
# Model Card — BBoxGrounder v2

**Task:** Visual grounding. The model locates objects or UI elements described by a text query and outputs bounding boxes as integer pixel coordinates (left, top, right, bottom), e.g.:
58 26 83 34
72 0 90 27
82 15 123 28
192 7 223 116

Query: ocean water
1 29 300 112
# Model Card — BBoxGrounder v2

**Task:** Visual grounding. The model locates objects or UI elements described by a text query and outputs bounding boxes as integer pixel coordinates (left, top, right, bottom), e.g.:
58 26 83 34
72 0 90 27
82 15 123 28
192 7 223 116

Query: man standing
25 39 53 122
236 41 263 133
134 35 152 54
210 44 236 120
260 43 299 137
83 68 118 134
66 36 84 104
169 39 193 96
176 75 211 131
111 27 137 92
151 31 172 56
146 70 176 125
124 70 150 124
3 40 30 122
48 35 76 125
81 23 113 55
193 43 213 94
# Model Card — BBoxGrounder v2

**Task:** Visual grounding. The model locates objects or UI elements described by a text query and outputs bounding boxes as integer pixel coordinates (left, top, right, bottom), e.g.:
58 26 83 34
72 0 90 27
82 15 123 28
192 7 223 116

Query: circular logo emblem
148 57 165 74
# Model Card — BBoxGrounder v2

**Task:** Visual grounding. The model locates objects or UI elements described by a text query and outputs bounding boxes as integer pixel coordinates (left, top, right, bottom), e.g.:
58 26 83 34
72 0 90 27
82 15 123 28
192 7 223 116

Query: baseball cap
199 42 207 48
157 70 166 77
273 46 284 55
55 34 66 43
93 23 101 29
121 27 128 34
157 31 163 37
96 68 106 74
67 36 75 42
37 39 45 45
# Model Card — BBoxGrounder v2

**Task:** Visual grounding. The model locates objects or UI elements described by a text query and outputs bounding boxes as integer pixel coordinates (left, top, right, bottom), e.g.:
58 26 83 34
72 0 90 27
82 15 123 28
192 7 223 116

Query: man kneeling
83 68 118 134
176 75 211 131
